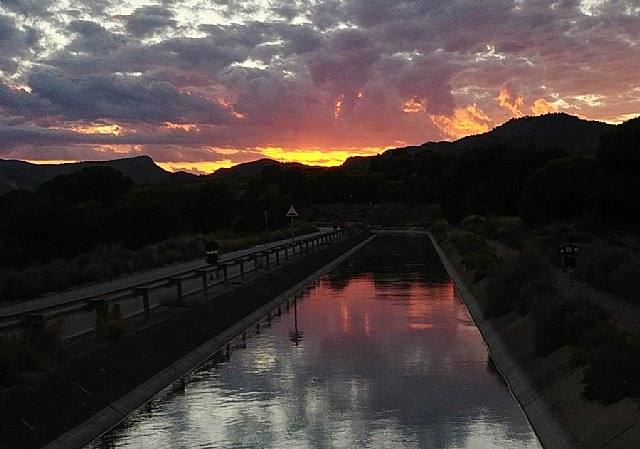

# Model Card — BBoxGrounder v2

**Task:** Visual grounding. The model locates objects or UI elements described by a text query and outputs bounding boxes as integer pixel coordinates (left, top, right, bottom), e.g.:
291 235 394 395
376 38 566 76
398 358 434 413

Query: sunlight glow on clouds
431 104 492 139
0 0 639 172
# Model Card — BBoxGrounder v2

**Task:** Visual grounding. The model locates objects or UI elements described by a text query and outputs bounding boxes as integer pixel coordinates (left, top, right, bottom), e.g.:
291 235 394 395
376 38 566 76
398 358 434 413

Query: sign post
286 205 298 242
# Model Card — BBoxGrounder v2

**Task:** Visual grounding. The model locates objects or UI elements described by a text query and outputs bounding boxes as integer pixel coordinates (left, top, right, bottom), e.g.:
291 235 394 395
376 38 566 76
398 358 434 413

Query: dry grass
0 223 318 303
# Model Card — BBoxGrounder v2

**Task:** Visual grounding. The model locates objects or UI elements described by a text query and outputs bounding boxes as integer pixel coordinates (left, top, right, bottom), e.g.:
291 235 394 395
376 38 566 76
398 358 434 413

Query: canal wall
427 233 575 449
0 231 375 449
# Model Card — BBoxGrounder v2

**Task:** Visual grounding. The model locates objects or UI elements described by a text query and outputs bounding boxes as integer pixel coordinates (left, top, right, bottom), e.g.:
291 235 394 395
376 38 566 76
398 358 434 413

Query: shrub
484 252 551 319
450 230 485 257
429 219 451 242
515 278 559 316
459 215 487 236
579 245 631 291
580 324 640 403
0 322 63 386
533 295 610 356
0 269 41 302
608 258 640 302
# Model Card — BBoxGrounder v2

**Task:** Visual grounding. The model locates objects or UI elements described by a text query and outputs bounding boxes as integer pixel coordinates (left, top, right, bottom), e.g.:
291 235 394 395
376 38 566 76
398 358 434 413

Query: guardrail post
217 263 228 287
251 255 258 270
275 248 280 265
169 277 183 303
196 269 208 295
134 287 150 320
263 251 270 270
237 260 245 281
305 239 310 255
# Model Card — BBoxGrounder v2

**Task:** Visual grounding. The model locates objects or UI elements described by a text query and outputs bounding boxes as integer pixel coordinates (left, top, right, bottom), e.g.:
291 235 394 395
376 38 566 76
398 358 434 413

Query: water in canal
87 235 541 449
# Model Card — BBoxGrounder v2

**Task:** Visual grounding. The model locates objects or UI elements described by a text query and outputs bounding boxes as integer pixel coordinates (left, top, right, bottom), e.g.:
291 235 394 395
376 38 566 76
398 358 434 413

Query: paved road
0 229 331 320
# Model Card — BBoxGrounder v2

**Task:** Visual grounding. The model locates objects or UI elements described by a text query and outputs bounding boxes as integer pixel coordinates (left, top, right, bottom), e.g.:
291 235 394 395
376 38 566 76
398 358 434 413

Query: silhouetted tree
38 166 133 206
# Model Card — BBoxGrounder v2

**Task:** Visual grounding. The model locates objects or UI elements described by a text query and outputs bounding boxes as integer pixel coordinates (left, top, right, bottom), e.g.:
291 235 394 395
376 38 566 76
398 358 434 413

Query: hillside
0 114 616 193
0 155 171 193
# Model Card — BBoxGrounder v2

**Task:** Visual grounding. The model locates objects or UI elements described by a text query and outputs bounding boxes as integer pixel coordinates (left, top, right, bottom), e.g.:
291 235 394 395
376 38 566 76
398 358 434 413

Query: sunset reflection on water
88 235 541 449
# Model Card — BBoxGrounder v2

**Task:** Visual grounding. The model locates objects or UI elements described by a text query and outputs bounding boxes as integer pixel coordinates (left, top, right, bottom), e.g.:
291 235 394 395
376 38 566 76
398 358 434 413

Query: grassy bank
432 221 640 447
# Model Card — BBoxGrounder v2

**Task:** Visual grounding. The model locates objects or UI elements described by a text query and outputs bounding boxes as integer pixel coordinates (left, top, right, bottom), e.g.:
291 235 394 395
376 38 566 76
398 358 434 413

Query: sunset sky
0 0 639 173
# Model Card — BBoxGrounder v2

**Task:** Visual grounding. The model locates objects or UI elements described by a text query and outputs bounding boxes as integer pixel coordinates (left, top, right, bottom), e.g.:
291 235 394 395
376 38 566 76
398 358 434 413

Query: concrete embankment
0 231 374 449
429 234 640 449
428 233 574 449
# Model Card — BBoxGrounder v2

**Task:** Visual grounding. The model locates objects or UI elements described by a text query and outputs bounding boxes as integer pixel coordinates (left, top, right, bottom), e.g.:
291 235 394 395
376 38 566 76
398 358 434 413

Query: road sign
286 206 298 217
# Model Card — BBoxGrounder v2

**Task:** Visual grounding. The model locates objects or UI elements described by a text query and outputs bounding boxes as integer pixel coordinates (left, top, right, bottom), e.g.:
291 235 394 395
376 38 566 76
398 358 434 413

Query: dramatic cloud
0 0 638 172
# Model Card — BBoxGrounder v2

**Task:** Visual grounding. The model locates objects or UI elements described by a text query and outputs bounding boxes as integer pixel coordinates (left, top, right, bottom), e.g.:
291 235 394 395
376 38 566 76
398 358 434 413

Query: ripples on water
87 235 541 449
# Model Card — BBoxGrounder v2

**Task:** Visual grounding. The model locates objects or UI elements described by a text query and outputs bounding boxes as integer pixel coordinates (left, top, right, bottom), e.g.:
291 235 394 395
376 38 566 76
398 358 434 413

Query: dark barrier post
275 248 280 265
236 259 245 281
196 269 208 295
217 263 228 287
134 287 150 320
169 277 183 303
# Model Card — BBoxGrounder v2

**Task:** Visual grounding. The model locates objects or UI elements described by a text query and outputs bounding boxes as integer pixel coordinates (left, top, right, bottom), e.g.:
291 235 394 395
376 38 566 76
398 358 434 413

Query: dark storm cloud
67 20 127 55
1 0 640 165
0 0 55 17
124 5 178 37
0 14 40 74
309 29 379 92
0 72 235 124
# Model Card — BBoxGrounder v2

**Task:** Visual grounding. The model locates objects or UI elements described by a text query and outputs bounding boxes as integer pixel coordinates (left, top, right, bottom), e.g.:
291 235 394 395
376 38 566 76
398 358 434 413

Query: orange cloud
495 88 524 117
217 98 245 119
334 94 345 119
530 98 558 115
259 146 391 167
403 97 426 114
164 122 200 132
56 123 122 135
430 103 492 139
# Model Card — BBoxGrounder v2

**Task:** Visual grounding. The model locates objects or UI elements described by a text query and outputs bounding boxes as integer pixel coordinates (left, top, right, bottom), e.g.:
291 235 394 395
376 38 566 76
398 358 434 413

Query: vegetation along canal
86 234 541 448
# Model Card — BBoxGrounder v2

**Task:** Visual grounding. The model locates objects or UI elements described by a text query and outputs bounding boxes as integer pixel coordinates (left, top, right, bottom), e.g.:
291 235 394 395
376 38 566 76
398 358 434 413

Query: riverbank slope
430 234 640 449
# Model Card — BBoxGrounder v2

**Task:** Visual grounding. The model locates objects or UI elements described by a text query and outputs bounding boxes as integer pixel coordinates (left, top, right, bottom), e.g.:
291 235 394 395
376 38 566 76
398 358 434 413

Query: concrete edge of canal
427 232 575 449
42 233 376 449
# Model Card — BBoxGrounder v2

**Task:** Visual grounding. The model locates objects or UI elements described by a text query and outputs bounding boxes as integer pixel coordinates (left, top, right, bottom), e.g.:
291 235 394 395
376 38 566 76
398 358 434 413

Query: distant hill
417 113 612 155
344 113 611 173
0 155 171 194
0 114 616 193
210 158 321 179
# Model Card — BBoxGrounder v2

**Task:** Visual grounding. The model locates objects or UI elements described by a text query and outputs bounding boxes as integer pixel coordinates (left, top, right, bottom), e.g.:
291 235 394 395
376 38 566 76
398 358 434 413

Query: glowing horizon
1 1 638 169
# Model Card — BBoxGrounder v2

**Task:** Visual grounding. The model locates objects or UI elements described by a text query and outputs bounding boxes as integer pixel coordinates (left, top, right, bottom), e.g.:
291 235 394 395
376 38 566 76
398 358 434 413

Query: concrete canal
86 234 541 448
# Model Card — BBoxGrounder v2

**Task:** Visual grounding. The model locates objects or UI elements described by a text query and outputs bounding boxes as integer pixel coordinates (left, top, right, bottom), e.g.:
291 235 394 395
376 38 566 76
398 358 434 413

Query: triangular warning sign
286 205 298 217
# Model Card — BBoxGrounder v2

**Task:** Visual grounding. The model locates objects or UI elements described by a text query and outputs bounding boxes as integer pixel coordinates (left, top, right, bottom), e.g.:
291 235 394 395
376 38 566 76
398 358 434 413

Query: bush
580 324 640 403
459 215 487 235
515 278 559 315
0 269 41 302
484 252 551 318
429 219 451 242
579 245 632 291
0 322 64 386
609 259 640 302
533 295 610 356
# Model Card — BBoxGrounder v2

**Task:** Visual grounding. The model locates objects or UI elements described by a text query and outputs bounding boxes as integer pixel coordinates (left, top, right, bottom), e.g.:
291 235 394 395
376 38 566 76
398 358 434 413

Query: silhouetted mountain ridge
0 155 171 194
0 114 617 193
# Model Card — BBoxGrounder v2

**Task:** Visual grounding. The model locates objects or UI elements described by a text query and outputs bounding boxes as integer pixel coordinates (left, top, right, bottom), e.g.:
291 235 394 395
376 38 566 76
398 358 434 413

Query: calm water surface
88 235 541 449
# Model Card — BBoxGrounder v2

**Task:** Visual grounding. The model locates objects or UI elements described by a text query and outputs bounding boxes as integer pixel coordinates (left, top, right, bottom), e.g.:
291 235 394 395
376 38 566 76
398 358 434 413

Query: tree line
0 117 638 270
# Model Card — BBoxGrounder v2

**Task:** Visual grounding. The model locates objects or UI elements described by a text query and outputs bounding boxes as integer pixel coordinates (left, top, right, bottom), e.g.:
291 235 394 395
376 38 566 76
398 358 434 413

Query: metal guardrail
0 229 353 336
